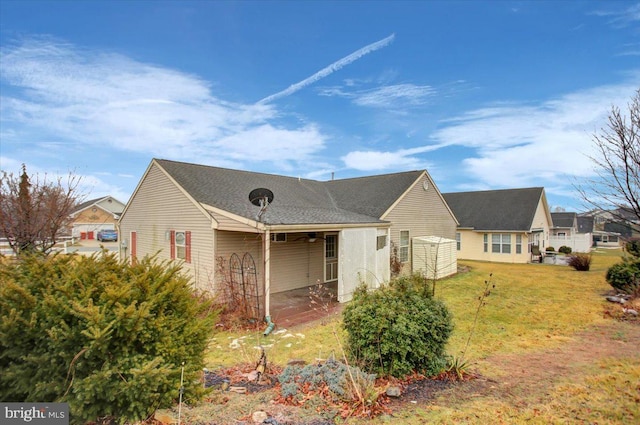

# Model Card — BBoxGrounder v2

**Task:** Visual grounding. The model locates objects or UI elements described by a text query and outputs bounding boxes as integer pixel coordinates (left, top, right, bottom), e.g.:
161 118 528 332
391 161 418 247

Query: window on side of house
170 230 192 263
516 234 522 254
399 230 410 262
492 233 511 253
376 235 387 250
456 232 461 250
271 233 286 242
483 234 488 252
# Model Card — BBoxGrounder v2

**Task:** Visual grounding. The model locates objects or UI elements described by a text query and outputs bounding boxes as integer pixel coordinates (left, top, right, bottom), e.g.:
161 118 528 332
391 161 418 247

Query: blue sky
1 1 639 211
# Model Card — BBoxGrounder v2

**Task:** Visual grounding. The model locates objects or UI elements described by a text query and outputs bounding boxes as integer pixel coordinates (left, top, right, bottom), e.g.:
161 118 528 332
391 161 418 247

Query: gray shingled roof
551 212 576 228
577 216 593 233
156 159 424 226
442 187 544 231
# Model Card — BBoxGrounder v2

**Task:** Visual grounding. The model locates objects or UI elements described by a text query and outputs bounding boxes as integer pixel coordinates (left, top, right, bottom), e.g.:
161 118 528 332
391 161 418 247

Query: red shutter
185 231 191 264
130 231 137 265
170 230 176 259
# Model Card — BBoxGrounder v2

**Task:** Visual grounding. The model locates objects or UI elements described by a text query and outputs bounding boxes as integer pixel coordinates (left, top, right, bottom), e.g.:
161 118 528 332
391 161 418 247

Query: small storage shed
412 236 457 279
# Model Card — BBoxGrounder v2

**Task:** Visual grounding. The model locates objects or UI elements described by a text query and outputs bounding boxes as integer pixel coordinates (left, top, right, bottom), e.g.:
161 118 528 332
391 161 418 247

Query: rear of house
119 159 458 318
443 187 553 263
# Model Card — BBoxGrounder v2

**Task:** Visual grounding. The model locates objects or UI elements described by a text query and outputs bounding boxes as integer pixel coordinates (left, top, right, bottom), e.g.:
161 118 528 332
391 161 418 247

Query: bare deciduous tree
0 164 84 255
578 89 640 222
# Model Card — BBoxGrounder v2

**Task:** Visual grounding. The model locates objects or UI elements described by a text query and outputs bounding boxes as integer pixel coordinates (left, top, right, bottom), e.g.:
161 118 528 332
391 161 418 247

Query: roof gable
443 187 545 231
551 212 577 228
154 159 427 226
72 195 124 215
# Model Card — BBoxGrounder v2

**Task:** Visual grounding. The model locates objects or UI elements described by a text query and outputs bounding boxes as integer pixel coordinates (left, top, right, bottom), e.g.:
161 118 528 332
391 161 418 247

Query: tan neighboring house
118 159 458 318
443 187 553 263
70 196 126 240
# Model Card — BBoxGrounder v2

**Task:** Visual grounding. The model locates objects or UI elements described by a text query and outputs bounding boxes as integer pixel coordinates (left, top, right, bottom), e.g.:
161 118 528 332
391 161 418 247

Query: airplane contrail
257 33 395 105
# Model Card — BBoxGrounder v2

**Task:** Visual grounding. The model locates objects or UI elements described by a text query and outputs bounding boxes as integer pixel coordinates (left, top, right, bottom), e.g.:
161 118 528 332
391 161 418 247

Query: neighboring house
443 187 553 263
578 207 640 247
70 196 126 240
550 212 592 252
118 159 458 317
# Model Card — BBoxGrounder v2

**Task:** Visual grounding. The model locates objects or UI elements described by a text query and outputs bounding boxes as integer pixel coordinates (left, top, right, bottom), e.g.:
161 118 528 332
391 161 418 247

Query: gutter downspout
263 229 275 336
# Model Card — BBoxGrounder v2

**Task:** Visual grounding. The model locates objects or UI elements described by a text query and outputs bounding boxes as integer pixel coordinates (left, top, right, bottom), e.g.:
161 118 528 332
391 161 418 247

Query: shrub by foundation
342 274 453 378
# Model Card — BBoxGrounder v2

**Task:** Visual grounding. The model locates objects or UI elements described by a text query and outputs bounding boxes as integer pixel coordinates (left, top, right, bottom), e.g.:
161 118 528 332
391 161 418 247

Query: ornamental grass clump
342 274 453 378
0 252 217 424
567 252 592 271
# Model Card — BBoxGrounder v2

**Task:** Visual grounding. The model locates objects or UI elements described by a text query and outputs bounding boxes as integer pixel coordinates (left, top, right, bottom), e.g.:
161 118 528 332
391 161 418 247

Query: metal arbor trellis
228 252 261 320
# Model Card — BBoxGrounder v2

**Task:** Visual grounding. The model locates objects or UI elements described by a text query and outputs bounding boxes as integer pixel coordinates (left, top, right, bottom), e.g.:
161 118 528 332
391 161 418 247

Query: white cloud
257 33 395 104
432 79 640 189
0 37 325 167
352 84 436 108
319 82 436 109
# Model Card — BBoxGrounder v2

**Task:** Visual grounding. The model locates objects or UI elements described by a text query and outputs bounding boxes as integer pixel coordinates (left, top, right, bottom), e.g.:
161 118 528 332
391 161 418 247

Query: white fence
549 233 592 253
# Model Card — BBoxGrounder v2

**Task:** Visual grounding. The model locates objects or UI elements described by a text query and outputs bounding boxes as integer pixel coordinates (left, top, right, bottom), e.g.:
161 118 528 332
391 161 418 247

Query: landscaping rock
623 307 638 316
606 295 627 304
252 410 268 423
287 358 307 366
386 386 402 397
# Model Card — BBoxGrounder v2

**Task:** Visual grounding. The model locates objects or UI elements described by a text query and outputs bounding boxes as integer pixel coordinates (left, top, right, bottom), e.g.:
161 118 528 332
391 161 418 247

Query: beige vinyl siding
213 231 326 296
214 231 263 298
457 230 532 263
269 233 325 293
119 163 215 291
384 176 457 274
530 198 552 249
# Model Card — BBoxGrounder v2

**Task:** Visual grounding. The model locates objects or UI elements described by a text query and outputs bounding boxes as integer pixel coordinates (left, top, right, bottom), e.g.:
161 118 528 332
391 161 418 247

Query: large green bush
342 274 453 378
625 239 640 258
0 253 217 424
606 258 640 294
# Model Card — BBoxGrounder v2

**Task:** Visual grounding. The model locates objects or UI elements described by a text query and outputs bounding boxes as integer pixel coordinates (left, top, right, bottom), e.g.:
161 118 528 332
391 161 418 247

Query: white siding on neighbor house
119 163 216 290
383 175 457 274
412 236 457 279
339 227 388 302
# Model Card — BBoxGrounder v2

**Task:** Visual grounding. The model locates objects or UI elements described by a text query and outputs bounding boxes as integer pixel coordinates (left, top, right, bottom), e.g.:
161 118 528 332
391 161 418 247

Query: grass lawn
188 249 640 424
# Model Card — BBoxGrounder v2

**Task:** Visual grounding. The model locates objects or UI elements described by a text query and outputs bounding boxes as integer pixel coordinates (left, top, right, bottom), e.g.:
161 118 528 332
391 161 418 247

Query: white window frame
175 231 186 259
456 232 461 251
399 230 410 263
491 233 511 254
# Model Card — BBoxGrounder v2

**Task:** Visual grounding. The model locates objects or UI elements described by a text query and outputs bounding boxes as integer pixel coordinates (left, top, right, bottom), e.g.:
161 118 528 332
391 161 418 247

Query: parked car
97 229 118 242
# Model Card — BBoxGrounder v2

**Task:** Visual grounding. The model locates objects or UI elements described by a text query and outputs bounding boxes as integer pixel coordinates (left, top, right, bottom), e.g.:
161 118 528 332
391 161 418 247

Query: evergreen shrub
625 239 640 258
342 274 453 378
0 253 217 424
606 259 640 294
558 246 572 254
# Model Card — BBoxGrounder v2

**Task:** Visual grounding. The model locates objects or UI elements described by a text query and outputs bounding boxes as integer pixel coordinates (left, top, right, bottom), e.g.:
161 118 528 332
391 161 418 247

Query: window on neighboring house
456 232 461 250
170 230 191 263
483 234 488 252
399 230 410 262
516 234 522 254
491 233 511 253
557 232 566 237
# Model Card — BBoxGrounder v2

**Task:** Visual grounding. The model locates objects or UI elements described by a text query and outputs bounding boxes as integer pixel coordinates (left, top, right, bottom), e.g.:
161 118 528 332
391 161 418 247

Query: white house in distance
443 187 553 263
118 159 458 319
